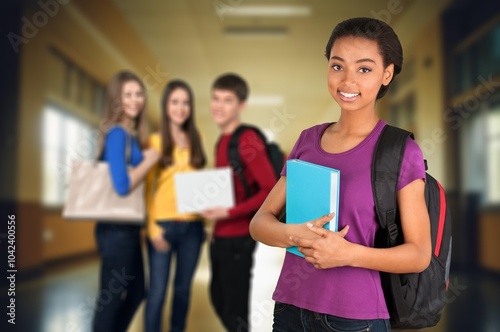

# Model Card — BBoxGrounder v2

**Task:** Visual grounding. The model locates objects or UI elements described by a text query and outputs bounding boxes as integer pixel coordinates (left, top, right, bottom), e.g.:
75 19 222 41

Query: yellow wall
411 19 448 188
379 18 450 188
43 212 96 261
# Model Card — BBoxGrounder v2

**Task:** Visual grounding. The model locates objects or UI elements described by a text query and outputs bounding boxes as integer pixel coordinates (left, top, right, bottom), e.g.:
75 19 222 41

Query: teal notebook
286 159 340 257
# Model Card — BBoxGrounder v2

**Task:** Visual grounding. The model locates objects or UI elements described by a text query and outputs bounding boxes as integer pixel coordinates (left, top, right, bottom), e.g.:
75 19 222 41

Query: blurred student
93 70 159 332
202 73 277 331
145 80 207 332
249 17 431 332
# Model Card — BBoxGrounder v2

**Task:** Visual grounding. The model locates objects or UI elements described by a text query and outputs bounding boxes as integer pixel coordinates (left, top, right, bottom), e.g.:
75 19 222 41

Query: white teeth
340 92 359 98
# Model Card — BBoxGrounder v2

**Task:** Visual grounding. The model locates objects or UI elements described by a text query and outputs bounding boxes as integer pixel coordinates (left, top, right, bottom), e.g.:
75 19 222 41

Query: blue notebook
286 159 340 257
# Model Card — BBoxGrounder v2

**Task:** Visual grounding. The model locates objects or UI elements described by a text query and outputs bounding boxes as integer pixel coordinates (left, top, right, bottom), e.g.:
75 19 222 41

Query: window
461 107 500 206
42 48 105 207
487 109 500 203
461 112 487 196
477 24 500 79
48 47 106 116
42 105 97 207
448 23 500 96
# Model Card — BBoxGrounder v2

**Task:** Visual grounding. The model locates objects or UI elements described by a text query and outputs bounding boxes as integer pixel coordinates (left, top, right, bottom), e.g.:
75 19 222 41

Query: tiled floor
2 243 500 332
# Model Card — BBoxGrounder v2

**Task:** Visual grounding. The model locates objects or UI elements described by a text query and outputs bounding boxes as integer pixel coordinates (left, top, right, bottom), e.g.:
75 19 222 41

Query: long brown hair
96 71 149 159
160 80 206 168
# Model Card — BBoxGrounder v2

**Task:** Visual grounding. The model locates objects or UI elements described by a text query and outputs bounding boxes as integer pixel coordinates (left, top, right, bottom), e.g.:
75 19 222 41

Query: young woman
249 18 431 332
93 71 159 332
145 80 207 332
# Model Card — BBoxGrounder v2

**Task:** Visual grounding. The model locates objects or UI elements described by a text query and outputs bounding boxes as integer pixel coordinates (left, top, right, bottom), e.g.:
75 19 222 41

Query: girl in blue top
93 71 159 332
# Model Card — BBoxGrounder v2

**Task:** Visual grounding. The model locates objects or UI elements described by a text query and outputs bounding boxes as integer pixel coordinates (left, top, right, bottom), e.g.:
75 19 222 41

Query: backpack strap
372 124 413 246
216 124 267 198
228 125 252 198
372 124 414 324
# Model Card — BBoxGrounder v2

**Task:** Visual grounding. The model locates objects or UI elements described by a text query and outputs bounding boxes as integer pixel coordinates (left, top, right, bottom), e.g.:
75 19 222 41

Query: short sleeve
397 138 426 191
280 130 306 176
148 133 161 153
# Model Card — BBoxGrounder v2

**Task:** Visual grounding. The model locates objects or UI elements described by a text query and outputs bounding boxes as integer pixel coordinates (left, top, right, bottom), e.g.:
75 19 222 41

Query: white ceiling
111 0 450 150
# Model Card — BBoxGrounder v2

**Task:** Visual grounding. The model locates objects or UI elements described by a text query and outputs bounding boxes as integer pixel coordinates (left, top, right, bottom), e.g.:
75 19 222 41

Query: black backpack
372 125 452 329
220 124 285 198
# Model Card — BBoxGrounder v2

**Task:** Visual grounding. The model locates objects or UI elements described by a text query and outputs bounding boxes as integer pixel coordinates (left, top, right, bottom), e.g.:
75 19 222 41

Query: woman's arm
143 134 168 251
145 163 163 237
249 177 337 248
293 178 431 273
106 128 159 196
128 147 159 192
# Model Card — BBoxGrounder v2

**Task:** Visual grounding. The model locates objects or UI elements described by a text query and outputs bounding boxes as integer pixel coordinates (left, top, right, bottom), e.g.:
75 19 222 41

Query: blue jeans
273 302 390 332
145 220 204 332
93 223 145 332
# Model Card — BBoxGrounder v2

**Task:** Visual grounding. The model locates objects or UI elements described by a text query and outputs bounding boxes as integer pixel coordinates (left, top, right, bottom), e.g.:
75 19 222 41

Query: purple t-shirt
273 120 426 319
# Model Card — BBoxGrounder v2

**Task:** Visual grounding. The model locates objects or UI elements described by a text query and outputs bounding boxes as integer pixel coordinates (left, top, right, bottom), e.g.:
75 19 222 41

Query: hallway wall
6 0 500 276
12 0 163 268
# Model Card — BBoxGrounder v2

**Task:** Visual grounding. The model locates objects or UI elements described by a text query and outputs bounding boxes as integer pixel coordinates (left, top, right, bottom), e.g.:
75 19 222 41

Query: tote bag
62 130 145 223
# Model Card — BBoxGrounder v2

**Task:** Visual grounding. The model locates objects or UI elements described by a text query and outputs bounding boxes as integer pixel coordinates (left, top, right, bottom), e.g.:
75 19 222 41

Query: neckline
315 120 385 157
154 132 189 150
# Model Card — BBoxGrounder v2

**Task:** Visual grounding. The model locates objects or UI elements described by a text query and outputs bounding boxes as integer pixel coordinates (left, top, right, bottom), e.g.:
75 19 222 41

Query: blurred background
1 0 500 331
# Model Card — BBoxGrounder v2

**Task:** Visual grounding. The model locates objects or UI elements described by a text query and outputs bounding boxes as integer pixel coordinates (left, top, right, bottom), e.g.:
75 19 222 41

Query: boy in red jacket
202 73 277 331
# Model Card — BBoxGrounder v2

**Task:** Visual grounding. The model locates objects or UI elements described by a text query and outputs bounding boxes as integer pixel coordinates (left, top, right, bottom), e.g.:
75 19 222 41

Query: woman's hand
151 234 170 253
201 208 229 220
290 217 351 269
128 148 159 191
143 147 160 164
287 213 337 243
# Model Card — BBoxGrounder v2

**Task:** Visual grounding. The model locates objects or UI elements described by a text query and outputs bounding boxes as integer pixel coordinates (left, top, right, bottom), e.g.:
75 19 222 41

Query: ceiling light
224 5 311 17
247 95 284 106
224 26 287 37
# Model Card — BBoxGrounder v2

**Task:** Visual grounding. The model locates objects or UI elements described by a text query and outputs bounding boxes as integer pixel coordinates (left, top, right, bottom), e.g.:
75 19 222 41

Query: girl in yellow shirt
145 80 206 332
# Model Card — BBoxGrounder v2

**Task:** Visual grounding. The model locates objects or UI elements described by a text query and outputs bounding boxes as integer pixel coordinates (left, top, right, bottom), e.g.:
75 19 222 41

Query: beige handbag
62 130 145 223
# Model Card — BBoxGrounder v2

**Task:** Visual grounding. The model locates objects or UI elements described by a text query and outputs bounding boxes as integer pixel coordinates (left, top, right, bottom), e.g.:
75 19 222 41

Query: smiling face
167 87 191 127
210 88 245 130
121 80 145 120
327 36 394 113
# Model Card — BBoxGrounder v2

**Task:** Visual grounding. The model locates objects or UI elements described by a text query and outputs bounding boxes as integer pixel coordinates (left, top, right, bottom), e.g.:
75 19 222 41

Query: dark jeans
145 220 204 332
273 302 391 332
210 235 256 332
93 223 145 332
